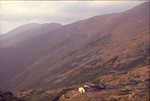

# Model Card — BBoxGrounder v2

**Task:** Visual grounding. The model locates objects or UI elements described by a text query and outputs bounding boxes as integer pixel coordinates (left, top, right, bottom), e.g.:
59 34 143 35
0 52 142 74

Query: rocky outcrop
0 91 25 101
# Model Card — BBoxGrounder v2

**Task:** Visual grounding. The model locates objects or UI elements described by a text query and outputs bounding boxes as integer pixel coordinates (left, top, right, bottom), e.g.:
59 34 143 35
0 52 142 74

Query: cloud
0 1 144 34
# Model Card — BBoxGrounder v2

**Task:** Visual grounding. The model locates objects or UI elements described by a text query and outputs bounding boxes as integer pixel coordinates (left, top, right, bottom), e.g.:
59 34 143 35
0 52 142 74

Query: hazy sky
0 1 145 34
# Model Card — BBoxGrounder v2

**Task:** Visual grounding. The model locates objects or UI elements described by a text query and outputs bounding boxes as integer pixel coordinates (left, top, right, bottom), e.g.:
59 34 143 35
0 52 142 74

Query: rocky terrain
12 65 149 101
0 90 25 101
0 2 149 101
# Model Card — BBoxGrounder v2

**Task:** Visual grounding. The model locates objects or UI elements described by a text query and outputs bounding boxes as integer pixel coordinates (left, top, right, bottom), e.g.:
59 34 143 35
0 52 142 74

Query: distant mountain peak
0 2 149 91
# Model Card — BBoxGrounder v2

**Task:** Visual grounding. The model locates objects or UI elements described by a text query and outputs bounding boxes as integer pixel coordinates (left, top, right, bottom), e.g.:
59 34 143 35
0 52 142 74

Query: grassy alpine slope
0 2 149 101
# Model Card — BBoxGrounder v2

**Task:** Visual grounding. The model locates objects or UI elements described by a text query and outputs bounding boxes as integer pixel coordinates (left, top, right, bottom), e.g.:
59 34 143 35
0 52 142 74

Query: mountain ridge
0 2 149 91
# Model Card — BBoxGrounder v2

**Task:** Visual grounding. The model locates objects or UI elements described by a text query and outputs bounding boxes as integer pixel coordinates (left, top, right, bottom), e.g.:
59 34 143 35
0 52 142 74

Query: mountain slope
0 23 62 87
0 23 62 48
15 65 149 101
0 2 149 90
